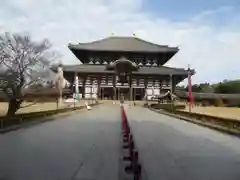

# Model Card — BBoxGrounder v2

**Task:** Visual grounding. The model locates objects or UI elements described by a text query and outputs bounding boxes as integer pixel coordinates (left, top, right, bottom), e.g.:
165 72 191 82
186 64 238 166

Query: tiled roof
68 36 178 53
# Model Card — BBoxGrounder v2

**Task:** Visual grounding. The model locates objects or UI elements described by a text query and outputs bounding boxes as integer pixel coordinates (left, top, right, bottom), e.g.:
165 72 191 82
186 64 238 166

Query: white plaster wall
92 87 98 94
84 86 98 98
146 88 153 100
146 87 160 100
154 89 160 96
85 87 91 93
146 88 153 95
85 94 91 98
92 94 97 98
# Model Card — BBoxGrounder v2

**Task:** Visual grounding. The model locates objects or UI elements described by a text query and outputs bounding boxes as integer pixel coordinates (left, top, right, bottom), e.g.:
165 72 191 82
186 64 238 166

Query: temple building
62 36 194 101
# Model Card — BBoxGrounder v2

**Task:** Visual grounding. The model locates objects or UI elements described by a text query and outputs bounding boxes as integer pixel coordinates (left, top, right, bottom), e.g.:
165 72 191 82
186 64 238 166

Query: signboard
73 93 82 102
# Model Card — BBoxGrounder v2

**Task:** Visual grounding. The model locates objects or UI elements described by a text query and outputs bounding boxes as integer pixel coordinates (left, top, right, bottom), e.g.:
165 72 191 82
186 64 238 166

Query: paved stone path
0 105 121 180
125 106 240 180
2 104 240 180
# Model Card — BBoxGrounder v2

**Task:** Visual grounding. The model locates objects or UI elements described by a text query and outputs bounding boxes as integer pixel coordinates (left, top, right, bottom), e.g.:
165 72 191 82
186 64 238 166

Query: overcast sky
0 0 240 84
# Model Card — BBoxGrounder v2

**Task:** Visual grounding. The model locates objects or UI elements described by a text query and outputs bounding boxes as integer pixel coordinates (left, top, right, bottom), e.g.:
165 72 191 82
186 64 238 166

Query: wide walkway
125 106 240 180
0 105 121 180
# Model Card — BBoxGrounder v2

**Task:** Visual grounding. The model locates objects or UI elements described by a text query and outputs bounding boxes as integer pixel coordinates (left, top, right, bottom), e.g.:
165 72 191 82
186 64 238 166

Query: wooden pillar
118 87 120 100
137 77 140 87
144 77 148 100
172 76 175 93
113 75 117 101
82 76 87 98
130 87 132 102
159 79 162 94
113 87 116 101
129 74 133 102
106 75 108 85
134 88 136 101
102 87 104 100
90 78 93 98
169 74 173 93
97 77 101 99
132 88 135 101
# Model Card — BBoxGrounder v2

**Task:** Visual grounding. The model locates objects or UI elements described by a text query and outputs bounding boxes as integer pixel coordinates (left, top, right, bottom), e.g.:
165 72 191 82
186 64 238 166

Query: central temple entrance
115 87 145 101
105 56 140 102
116 87 130 100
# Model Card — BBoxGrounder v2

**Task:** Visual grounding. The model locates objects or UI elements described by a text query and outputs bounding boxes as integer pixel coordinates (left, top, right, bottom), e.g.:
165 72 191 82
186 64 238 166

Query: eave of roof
68 36 178 53
62 64 191 76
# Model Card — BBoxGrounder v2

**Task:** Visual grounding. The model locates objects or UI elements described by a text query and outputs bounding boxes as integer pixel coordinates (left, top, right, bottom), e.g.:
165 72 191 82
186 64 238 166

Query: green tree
214 80 240 94
185 83 212 92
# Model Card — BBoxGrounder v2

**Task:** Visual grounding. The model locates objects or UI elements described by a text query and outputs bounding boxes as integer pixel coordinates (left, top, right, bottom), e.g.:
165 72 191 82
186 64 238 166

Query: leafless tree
0 32 57 116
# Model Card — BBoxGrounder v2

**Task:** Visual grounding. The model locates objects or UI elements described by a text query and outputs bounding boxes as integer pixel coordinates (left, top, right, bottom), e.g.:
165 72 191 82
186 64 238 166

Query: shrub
202 101 210 107
214 98 224 107
150 103 172 109
143 103 149 107
174 105 186 110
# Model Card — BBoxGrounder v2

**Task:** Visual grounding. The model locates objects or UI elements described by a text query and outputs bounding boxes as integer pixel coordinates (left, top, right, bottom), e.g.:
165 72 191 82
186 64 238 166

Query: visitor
120 93 124 105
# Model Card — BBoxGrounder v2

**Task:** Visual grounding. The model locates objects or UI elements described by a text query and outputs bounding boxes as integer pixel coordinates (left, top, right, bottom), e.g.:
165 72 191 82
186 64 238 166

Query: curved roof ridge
72 36 132 45
68 37 111 47
134 37 172 48
161 65 185 70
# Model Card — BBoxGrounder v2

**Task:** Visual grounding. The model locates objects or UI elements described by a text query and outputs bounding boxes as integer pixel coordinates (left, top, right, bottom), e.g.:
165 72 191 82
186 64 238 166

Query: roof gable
68 36 178 53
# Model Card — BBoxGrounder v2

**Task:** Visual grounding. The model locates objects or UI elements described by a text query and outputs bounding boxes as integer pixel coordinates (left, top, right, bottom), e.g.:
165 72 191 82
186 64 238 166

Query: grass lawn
182 106 240 120
0 101 86 116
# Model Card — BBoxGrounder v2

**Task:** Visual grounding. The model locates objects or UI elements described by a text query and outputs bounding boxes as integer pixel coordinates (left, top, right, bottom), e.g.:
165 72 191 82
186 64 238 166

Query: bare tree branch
0 32 58 116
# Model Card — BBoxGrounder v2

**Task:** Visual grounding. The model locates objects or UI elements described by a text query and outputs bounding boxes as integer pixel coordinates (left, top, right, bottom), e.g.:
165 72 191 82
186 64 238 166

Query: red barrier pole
121 107 142 180
122 107 130 135
188 65 194 113
125 149 138 172
134 165 142 180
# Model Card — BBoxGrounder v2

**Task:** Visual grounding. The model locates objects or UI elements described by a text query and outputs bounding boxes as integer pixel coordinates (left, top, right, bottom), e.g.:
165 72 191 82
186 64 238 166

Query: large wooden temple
62 36 194 101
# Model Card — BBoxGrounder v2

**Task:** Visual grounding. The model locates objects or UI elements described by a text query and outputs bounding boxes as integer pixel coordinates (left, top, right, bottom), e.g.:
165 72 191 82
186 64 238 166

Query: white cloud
0 0 240 84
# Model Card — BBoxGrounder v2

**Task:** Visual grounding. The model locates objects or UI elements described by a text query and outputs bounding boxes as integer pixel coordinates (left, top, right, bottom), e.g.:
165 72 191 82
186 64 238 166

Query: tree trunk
7 99 22 116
